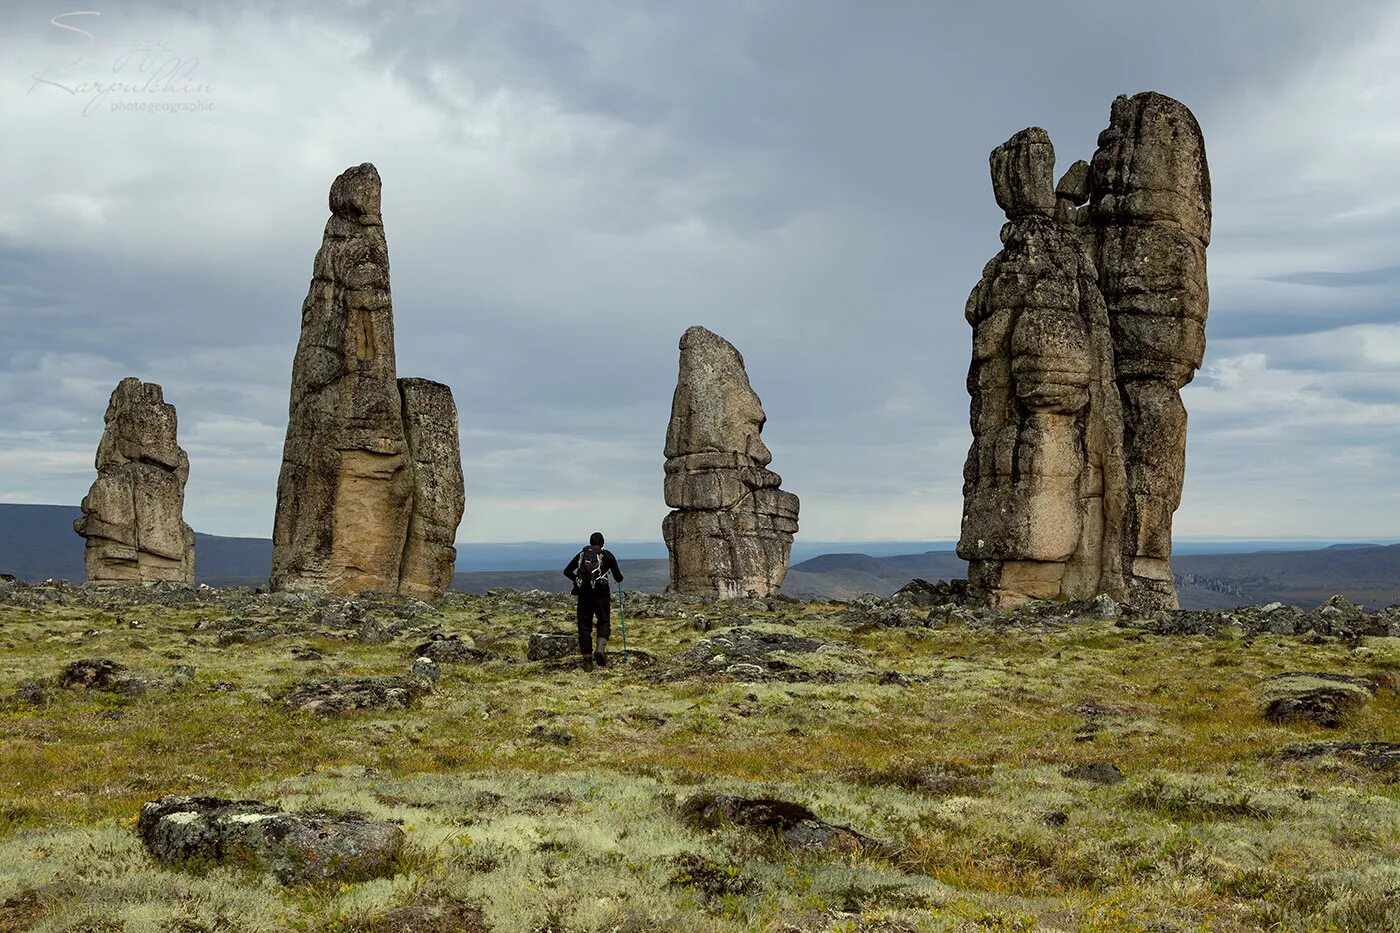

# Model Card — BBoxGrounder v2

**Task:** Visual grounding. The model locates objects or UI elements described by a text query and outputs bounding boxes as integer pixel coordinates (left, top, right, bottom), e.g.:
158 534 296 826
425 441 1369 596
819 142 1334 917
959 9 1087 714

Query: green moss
1 593 1399 930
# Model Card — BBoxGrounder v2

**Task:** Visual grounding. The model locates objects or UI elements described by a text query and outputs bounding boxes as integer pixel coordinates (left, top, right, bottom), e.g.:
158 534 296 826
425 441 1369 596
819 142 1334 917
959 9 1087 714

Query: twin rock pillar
959 92 1210 609
271 163 465 600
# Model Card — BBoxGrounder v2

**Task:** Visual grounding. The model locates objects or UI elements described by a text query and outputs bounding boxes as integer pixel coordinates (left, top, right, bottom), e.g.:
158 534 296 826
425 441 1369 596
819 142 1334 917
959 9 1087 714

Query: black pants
576 586 611 655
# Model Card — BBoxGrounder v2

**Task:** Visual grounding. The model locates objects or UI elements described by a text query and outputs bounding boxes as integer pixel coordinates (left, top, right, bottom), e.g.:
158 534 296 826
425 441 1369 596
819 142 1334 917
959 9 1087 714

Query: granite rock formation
959 129 1128 607
663 326 799 598
271 163 464 599
959 93 1209 609
1088 92 1211 608
397 378 466 601
138 795 404 885
74 378 195 585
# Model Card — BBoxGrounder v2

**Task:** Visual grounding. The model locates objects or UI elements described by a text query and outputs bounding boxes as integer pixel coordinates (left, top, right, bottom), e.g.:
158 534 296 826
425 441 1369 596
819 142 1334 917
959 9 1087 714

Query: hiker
563 532 624 668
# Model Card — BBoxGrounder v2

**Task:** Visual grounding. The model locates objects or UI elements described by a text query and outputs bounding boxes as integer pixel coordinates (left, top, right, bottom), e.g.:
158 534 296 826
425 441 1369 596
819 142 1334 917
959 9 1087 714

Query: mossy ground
1 592 1399 931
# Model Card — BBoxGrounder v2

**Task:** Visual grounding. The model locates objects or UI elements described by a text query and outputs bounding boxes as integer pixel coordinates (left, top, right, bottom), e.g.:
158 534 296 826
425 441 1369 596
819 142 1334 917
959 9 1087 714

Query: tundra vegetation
1 582 1398 932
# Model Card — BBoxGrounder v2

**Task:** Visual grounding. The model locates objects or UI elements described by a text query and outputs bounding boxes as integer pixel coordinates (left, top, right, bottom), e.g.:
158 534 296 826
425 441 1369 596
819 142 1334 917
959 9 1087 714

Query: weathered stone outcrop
959 129 1128 607
137 795 404 884
959 93 1210 610
678 792 879 853
1088 92 1211 608
397 378 466 601
271 164 463 599
663 326 799 598
74 378 195 584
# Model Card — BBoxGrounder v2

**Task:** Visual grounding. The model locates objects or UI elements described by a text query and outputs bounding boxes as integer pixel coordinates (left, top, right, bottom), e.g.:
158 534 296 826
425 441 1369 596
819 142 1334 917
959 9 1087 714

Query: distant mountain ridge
4 503 1400 609
0 504 272 587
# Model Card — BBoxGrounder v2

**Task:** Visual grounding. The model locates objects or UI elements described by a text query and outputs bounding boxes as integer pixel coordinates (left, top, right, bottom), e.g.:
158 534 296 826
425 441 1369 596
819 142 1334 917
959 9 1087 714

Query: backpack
577 546 607 589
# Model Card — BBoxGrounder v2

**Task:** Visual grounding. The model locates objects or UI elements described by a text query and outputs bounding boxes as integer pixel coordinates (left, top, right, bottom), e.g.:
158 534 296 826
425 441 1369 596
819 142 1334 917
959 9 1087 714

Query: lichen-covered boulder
1260 672 1375 728
137 796 404 884
74 378 195 585
527 632 577 661
663 326 799 598
678 792 877 853
280 675 431 715
414 636 489 664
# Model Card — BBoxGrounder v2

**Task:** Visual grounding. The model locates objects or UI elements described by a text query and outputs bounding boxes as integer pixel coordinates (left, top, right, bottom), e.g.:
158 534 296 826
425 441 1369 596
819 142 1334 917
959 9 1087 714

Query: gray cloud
3 1 1400 542
1268 266 1400 288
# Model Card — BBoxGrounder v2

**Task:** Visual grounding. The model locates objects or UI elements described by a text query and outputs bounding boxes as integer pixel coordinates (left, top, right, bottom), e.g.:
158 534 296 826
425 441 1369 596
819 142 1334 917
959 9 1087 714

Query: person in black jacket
563 532 624 669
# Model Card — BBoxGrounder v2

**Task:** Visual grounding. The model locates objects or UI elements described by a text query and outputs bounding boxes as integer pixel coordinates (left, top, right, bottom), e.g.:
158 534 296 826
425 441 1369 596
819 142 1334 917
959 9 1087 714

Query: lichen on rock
271 164 464 600
662 326 799 599
74 378 195 585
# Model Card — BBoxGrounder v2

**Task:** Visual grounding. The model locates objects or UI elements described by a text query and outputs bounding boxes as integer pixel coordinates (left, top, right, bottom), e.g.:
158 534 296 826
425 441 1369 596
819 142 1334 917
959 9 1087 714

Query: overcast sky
3 1 1400 543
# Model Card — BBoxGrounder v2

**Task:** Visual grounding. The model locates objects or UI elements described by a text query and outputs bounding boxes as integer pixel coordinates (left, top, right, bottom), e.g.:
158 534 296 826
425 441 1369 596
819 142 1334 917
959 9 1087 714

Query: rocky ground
1 578 1398 931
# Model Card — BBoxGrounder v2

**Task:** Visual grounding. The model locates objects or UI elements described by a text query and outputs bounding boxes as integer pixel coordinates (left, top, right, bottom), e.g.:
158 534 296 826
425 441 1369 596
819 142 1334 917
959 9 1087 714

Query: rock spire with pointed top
271 163 464 599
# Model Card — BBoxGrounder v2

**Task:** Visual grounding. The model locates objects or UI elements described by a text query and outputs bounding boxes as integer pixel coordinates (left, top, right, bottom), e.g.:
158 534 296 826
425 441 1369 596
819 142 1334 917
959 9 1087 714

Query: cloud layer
3 1 1399 541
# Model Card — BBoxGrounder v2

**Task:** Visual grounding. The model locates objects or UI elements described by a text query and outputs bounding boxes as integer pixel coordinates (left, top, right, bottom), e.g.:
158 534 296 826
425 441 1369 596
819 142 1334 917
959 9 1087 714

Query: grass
0 588 1398 931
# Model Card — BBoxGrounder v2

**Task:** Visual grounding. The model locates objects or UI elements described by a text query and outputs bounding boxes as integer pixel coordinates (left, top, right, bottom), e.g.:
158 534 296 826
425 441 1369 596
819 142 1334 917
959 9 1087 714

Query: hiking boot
581 654 594 672
593 651 608 668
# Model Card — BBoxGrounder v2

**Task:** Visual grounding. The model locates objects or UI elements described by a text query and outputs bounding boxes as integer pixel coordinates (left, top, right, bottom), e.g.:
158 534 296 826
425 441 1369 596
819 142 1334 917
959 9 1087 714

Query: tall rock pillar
957 129 1127 607
663 326 799 598
1089 92 1211 609
74 378 195 585
272 163 464 599
397 378 466 601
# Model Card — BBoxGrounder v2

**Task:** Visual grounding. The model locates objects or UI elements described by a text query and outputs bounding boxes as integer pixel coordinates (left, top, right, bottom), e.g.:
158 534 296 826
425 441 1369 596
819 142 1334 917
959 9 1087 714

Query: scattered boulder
282 675 430 714
411 657 440 683
137 795 404 884
1282 741 1400 771
1063 762 1125 786
1128 598 1399 639
414 637 490 664
358 618 392 644
59 658 128 690
1260 673 1376 728
663 629 837 683
837 597 919 629
675 630 824 666
6 679 52 708
216 625 285 646
74 378 195 585
527 633 578 662
54 658 192 696
891 578 978 608
678 792 877 853
662 326 799 599
528 725 574 746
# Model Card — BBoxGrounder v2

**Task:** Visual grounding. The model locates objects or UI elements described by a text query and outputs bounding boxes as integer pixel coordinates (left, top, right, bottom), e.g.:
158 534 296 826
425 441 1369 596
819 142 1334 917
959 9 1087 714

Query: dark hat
589 532 605 547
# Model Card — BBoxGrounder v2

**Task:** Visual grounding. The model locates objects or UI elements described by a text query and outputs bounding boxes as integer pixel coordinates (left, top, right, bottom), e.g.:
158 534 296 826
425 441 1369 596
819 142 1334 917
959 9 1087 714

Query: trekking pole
618 582 628 659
